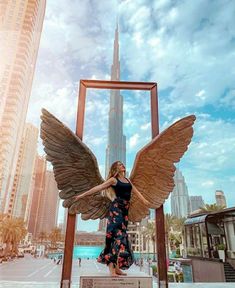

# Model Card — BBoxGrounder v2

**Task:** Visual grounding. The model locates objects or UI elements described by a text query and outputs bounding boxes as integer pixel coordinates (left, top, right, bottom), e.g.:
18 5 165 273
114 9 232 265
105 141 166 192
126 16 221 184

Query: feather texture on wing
40 109 195 222
128 115 196 222
40 108 111 219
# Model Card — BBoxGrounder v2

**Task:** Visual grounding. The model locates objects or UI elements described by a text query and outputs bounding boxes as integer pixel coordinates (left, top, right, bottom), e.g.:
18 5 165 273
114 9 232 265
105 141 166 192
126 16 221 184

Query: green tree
0 216 27 256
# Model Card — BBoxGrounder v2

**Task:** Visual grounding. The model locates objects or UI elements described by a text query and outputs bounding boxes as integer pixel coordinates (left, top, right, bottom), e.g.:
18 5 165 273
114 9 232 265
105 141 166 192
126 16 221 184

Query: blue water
47 245 156 260
73 245 103 259
47 245 103 259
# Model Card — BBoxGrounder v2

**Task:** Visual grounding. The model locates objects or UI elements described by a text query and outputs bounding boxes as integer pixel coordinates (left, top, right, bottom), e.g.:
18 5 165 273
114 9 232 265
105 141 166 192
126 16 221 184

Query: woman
74 161 150 276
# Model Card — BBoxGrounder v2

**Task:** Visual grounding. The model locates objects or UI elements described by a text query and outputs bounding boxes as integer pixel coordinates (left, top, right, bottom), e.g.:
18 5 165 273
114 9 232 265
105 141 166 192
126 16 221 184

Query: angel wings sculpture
40 108 195 274
40 109 196 222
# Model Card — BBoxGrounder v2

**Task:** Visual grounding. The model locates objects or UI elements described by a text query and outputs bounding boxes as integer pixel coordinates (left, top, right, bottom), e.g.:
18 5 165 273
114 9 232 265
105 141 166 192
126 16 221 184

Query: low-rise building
184 207 235 282
74 231 105 246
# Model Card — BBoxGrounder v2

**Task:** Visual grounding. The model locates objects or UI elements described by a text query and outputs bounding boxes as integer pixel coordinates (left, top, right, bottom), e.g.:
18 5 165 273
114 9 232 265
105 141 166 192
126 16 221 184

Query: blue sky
27 0 235 232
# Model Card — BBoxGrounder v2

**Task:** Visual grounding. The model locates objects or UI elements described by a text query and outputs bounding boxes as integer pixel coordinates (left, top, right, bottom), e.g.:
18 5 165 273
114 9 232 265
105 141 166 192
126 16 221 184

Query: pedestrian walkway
0 281 235 288
0 257 234 287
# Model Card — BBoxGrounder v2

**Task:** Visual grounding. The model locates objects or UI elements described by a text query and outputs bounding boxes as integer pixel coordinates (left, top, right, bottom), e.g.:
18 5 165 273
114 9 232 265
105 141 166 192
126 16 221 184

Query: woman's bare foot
108 263 119 277
111 271 119 277
115 267 127 276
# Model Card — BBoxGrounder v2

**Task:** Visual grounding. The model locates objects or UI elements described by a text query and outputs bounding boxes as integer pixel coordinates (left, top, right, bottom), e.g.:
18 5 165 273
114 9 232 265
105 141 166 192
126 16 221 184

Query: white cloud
186 116 235 172
147 37 161 47
195 89 206 100
220 89 235 109
201 180 214 187
98 164 105 178
84 136 106 147
129 133 140 149
175 114 235 207
119 0 235 113
140 122 151 130
132 32 144 47
27 82 77 128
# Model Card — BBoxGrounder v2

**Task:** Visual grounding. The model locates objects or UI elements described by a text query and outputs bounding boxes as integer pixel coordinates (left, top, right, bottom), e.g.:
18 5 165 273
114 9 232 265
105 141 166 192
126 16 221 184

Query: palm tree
165 213 176 256
173 217 186 232
48 227 62 249
165 214 186 256
169 231 182 250
38 231 47 244
144 221 156 260
0 217 27 256
199 203 225 212
165 213 176 231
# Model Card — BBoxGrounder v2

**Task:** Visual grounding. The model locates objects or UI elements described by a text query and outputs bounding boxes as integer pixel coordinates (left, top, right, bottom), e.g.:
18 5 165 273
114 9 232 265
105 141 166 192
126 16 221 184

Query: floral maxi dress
97 178 134 270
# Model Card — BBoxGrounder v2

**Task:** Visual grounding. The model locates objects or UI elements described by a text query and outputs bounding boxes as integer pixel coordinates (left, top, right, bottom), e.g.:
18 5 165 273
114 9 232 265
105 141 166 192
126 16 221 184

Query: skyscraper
171 169 189 218
0 0 46 213
215 190 227 208
99 25 126 231
6 123 38 221
28 157 59 238
28 155 46 237
36 170 59 235
105 24 126 176
189 196 204 214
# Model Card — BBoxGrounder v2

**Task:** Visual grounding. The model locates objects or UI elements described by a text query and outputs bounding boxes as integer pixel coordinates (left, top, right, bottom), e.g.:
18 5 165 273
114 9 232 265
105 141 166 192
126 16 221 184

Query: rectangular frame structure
60 79 168 288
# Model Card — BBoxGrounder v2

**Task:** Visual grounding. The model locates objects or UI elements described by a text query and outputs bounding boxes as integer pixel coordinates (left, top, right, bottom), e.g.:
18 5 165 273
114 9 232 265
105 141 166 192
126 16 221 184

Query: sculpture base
80 275 152 288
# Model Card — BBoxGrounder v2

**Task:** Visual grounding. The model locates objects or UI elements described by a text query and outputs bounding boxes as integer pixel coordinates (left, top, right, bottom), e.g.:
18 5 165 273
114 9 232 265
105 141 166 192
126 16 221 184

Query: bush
176 272 184 282
168 272 175 282
217 243 225 250
176 248 181 256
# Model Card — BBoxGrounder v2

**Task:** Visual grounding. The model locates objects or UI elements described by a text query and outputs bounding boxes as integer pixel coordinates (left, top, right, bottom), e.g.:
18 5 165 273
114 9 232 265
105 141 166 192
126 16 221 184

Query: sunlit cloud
201 180 214 187
128 133 140 149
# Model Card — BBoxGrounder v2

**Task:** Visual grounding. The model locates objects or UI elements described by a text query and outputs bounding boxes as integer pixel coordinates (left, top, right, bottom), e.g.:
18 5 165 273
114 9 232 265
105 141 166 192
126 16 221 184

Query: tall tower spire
99 25 126 231
111 24 120 81
105 24 126 177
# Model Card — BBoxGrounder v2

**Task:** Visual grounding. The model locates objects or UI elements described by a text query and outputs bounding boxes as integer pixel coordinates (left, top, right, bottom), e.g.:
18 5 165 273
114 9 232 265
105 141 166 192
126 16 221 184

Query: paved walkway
0 256 234 287
0 281 235 287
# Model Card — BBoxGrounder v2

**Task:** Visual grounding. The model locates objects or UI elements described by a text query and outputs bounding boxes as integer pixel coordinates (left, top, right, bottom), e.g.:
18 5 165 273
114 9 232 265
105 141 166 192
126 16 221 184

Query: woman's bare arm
74 177 116 200
131 183 151 206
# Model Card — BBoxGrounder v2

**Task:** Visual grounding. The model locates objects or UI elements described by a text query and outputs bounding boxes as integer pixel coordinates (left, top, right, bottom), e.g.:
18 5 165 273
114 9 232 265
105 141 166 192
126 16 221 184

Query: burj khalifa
105 25 126 176
99 25 126 231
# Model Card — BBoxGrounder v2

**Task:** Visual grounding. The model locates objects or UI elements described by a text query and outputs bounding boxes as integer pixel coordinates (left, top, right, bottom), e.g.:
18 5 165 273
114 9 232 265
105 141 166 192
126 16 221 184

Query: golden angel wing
129 115 196 222
69 193 111 219
40 108 111 219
